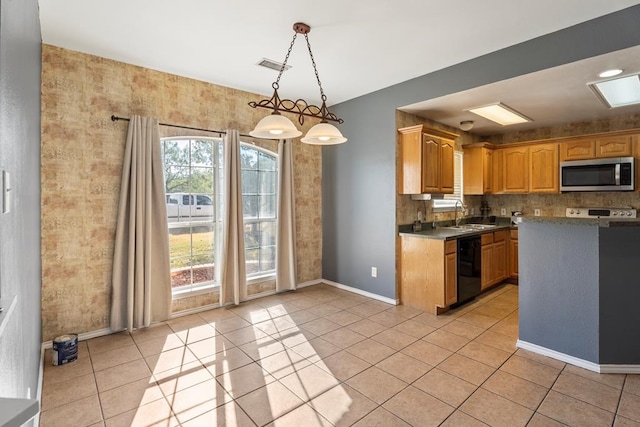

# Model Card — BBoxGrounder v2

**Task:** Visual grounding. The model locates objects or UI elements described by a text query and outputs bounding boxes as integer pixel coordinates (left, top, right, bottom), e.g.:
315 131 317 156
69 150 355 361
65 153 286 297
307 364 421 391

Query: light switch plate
501 208 506 216
534 208 541 216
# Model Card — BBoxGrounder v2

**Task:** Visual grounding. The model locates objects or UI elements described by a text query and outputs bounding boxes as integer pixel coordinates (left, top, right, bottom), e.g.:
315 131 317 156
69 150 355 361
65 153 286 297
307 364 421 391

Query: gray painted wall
0 0 42 409
324 5 640 298
519 223 600 363
599 227 640 364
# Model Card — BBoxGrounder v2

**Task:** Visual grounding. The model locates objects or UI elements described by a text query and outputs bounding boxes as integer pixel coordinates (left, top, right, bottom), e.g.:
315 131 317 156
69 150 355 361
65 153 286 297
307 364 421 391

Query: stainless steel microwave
560 157 634 192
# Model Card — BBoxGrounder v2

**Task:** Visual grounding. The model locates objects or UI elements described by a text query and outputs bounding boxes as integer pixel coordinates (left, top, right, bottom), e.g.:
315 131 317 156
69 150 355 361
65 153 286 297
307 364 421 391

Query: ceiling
39 1 640 135
400 45 640 136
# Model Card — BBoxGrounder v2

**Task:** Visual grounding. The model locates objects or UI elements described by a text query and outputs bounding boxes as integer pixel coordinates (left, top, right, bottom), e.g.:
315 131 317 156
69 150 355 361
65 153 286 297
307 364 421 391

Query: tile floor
40 283 640 427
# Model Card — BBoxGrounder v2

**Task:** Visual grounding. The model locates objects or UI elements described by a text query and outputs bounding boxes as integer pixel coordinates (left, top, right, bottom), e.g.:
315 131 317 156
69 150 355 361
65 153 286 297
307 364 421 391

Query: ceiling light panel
590 74 640 108
467 103 531 126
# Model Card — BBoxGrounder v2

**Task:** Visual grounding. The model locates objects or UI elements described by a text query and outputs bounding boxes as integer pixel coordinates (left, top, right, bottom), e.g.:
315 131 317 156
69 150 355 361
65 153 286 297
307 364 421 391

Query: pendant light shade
301 123 347 145
249 114 302 139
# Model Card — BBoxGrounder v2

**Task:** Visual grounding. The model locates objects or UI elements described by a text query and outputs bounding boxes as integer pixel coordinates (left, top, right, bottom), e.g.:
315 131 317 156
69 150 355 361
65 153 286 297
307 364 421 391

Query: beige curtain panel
110 115 171 331
276 139 297 292
219 129 247 305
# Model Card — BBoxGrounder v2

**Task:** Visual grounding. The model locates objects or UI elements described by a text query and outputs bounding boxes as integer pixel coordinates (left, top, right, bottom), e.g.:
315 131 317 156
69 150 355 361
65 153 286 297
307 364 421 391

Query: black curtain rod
110 115 256 139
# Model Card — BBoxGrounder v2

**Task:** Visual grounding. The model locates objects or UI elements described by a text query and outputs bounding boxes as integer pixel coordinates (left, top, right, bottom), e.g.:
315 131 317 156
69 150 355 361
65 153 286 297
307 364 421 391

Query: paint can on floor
52 334 78 366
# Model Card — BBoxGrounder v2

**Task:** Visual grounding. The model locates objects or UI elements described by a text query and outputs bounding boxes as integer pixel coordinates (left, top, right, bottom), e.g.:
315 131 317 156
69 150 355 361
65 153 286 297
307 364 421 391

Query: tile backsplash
485 192 640 218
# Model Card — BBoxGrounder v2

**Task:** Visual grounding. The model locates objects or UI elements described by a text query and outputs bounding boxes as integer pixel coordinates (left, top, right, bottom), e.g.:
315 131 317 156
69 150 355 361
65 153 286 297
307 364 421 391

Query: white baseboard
297 279 322 289
516 340 640 374
42 328 115 349
321 279 399 305
171 303 221 318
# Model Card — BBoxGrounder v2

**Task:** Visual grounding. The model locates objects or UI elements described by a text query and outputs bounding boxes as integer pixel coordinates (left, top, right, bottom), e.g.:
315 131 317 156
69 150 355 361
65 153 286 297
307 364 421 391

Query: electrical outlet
534 208 541 216
371 267 377 278
501 208 506 216
469 208 474 215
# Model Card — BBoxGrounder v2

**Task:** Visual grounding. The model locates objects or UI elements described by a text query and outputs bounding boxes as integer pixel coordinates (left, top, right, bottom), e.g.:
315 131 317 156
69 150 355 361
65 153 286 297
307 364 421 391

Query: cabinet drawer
493 230 508 242
510 229 519 240
481 233 493 245
445 240 457 254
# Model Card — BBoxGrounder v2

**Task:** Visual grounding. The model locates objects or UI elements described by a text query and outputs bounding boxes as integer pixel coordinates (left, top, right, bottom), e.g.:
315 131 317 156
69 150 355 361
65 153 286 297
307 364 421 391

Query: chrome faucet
455 200 466 226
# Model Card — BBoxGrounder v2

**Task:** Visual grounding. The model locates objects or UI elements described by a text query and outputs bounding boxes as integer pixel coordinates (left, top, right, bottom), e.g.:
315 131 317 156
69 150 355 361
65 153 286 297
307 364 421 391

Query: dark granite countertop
398 220 513 241
518 216 640 227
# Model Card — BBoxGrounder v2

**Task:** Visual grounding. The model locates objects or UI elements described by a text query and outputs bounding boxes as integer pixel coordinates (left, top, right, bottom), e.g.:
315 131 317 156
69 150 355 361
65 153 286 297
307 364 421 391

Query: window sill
170 274 276 300
247 273 276 285
172 283 219 300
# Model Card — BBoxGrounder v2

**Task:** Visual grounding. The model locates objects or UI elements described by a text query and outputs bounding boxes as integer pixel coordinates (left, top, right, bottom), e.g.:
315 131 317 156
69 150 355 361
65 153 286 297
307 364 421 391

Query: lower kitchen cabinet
481 234 493 290
494 239 507 282
481 230 508 290
445 250 457 307
399 236 456 314
509 229 519 279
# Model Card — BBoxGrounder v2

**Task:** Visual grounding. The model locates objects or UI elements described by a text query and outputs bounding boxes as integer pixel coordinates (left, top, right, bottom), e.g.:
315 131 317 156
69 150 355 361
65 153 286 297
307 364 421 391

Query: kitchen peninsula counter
517 216 640 371
518 215 640 227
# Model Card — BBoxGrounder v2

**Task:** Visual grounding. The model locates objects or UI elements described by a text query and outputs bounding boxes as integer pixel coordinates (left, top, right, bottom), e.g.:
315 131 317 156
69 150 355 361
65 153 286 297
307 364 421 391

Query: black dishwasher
453 236 482 307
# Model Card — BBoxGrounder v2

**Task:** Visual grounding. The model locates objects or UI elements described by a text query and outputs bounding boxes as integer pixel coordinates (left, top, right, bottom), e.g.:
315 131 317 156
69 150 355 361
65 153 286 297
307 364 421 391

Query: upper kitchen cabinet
463 144 493 195
492 149 504 194
529 143 559 193
398 125 459 194
560 134 633 161
560 138 596 161
596 135 633 158
502 146 529 193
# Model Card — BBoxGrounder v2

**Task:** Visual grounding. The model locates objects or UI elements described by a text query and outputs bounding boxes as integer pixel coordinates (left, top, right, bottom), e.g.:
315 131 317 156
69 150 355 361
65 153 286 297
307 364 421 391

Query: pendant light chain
304 33 327 102
275 33 298 88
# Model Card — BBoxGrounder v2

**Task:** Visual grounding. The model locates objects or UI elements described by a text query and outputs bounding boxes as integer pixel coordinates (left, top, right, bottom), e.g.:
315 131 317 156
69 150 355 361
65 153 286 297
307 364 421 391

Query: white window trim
171 282 219 300
164 139 279 300
432 151 464 212
240 143 278 280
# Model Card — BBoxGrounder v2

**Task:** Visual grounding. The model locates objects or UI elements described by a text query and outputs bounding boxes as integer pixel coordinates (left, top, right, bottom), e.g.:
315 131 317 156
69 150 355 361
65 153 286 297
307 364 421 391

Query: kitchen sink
462 223 498 230
441 224 498 232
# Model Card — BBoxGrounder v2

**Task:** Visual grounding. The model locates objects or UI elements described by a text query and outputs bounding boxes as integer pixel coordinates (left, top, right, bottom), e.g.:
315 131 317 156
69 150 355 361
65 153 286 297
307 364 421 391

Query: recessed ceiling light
589 74 640 108
466 103 531 126
598 69 623 78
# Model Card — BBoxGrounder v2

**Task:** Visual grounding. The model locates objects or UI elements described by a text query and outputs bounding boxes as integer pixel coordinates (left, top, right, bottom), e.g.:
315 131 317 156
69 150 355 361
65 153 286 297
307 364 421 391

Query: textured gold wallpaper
41 45 322 341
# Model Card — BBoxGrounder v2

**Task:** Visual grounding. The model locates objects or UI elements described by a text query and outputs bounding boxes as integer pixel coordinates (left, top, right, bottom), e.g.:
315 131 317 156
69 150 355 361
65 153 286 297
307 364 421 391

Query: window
432 151 464 211
241 145 278 279
162 137 278 297
162 137 223 296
